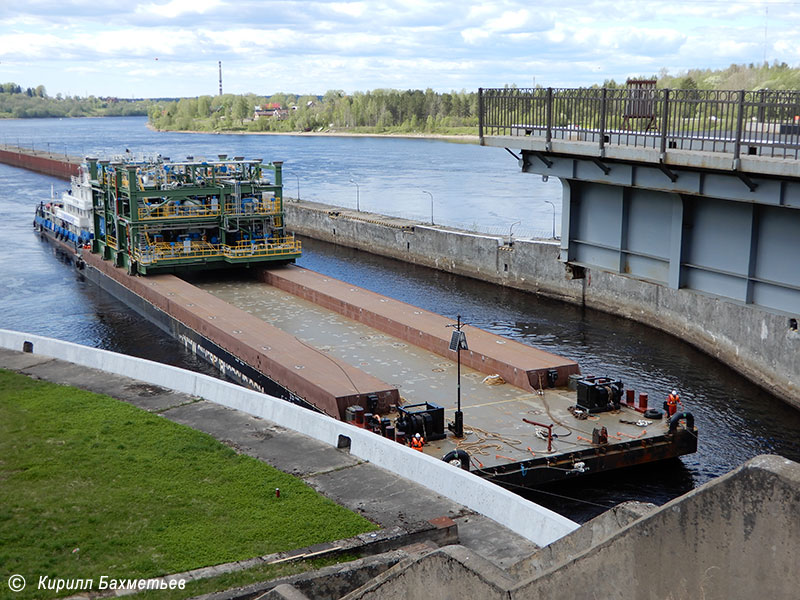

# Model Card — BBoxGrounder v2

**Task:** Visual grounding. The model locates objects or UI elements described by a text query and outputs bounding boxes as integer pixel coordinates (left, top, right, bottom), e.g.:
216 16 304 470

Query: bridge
478 87 800 317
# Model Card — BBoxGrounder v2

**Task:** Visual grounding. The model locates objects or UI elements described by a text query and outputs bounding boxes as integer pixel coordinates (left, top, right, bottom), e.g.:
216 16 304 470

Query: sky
0 0 798 99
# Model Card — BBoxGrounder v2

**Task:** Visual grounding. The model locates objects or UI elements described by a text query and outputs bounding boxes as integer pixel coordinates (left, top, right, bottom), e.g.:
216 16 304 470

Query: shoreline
146 123 479 143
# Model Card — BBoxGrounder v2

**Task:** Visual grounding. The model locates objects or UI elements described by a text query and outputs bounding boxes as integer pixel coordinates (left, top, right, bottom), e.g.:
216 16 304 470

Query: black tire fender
442 449 470 470
644 408 663 420
669 411 695 434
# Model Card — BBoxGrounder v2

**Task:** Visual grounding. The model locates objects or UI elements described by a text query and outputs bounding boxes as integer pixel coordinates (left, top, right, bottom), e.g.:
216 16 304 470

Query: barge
29 151 697 489
202 266 698 487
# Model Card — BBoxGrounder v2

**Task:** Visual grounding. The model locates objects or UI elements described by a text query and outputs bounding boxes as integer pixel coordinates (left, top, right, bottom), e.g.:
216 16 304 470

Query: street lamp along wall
423 190 434 225
292 172 300 202
349 178 360 212
544 200 557 239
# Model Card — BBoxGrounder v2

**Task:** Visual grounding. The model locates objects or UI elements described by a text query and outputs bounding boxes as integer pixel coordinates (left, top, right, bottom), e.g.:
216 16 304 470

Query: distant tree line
6 61 800 126
0 83 151 118
148 88 480 135
598 61 800 92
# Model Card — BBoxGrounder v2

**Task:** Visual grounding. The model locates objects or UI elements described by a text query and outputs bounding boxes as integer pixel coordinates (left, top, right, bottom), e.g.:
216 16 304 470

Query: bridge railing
479 87 800 161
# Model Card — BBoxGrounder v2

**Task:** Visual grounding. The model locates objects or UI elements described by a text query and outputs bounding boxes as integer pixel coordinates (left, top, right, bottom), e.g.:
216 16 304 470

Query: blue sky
0 0 796 98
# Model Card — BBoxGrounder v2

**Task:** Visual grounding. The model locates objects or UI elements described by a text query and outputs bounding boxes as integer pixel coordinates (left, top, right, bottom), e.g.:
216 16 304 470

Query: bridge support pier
522 151 800 317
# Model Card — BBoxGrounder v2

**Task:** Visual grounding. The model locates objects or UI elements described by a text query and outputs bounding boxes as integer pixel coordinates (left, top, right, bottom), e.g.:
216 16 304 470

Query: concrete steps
338 455 800 599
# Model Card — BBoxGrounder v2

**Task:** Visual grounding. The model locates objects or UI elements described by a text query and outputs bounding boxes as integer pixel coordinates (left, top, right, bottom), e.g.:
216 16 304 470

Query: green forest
654 61 800 92
4 62 800 136
147 61 800 135
0 83 151 118
147 88 479 135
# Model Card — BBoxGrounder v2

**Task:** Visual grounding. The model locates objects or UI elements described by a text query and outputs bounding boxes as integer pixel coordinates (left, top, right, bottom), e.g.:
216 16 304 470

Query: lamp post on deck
544 200 556 239
447 315 468 438
349 178 360 211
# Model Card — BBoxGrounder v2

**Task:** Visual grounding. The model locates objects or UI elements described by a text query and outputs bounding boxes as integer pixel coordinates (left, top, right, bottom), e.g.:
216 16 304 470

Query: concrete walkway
0 348 539 569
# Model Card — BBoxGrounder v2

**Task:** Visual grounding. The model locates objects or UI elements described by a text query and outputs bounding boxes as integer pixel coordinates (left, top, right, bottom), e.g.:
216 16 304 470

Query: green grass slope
0 370 376 598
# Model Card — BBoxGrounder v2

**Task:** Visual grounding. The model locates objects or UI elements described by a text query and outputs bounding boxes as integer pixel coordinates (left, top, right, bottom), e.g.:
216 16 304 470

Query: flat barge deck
194 266 698 487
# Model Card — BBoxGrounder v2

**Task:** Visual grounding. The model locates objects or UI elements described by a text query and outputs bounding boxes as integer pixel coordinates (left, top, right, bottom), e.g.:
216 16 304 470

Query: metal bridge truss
479 87 800 317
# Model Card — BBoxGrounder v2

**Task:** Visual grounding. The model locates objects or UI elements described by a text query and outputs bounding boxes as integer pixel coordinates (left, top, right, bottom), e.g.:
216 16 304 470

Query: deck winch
396 402 446 441
576 376 624 413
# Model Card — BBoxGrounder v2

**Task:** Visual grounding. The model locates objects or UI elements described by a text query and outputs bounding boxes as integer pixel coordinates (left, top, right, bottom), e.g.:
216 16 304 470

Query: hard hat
672 389 678 395
415 433 421 438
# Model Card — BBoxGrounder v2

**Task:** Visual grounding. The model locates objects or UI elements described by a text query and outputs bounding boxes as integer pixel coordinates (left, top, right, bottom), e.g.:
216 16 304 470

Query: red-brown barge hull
78 248 399 418
259 265 581 391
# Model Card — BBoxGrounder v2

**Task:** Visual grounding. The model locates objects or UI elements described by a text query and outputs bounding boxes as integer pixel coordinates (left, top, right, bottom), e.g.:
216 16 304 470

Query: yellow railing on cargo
132 238 301 265
223 199 281 216
138 203 220 220
222 237 302 259
133 241 221 264
106 235 118 249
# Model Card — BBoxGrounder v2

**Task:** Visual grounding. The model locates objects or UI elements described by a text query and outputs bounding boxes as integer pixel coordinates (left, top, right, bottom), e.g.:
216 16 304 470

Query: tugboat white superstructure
35 168 94 248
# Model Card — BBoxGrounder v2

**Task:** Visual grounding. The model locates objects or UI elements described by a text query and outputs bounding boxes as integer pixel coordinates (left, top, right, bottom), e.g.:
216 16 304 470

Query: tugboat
34 168 94 250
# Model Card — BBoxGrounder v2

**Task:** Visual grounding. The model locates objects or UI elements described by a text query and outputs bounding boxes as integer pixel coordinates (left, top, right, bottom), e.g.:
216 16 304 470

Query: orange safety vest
666 393 681 416
410 436 425 451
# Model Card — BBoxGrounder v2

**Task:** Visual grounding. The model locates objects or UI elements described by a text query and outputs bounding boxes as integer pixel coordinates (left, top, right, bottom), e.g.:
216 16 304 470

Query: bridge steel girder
521 151 800 317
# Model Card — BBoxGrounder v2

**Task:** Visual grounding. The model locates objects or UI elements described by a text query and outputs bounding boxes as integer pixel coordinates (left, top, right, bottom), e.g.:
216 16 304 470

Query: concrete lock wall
512 454 800 599
285 201 800 409
0 329 578 547
344 455 800 600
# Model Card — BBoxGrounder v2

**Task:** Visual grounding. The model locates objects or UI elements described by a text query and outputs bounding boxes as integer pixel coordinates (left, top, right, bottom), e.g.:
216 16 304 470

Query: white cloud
0 33 65 59
460 27 489 44
1 0 798 97
484 9 530 33
135 0 223 19
461 7 537 44
328 2 367 18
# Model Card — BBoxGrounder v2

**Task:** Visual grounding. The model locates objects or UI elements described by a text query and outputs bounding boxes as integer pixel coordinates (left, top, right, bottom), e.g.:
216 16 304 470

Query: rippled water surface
1 117 798 522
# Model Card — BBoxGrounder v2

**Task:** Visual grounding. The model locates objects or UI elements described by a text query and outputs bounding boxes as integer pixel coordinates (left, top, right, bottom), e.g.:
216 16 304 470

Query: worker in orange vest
410 432 425 451
665 389 683 417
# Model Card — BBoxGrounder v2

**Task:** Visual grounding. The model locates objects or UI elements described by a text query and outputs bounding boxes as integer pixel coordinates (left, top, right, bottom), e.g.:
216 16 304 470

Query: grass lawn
0 369 376 599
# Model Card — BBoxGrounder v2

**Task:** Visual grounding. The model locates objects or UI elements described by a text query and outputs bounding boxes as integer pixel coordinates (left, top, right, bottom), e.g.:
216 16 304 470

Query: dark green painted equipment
88 154 301 274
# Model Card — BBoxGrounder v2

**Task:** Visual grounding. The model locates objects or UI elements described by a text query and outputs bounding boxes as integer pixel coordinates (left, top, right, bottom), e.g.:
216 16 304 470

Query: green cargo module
87 154 301 274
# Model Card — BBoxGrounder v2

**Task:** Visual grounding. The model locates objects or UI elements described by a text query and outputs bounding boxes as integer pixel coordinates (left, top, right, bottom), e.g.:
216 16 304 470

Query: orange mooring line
617 430 647 439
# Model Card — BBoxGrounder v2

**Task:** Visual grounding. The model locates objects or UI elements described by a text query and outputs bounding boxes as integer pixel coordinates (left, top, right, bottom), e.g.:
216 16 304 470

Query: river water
0 116 561 239
1 116 798 522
